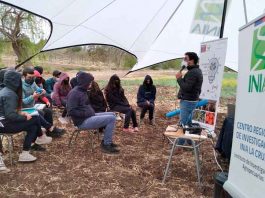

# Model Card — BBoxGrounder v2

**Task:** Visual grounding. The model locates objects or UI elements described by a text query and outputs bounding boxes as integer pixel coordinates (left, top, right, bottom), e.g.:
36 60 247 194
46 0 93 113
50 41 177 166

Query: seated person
70 71 82 88
105 74 138 133
34 70 52 104
137 75 156 125
52 72 71 121
89 81 107 113
45 70 61 96
0 70 48 162
22 67 64 138
67 72 119 154
0 69 7 90
34 66 47 91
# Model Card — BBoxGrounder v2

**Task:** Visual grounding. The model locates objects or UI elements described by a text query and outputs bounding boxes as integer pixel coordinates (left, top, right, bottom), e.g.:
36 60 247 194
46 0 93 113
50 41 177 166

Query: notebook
21 108 39 116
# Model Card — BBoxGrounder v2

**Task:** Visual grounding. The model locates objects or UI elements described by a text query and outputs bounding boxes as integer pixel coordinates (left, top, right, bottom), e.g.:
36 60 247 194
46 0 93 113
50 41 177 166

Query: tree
0 4 48 66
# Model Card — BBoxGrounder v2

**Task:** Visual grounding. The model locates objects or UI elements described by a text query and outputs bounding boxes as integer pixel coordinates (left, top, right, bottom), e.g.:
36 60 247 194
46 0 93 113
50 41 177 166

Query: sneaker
35 135 52 145
58 116 70 124
46 127 64 138
30 144 46 152
101 143 119 154
0 155 10 173
133 127 139 132
52 127 65 135
18 151 37 162
101 140 118 148
122 128 135 133
116 114 122 121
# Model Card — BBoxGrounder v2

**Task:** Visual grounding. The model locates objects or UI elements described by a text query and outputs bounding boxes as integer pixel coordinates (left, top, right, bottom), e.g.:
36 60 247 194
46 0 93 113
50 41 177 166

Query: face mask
63 79 69 85
181 60 188 67
25 78 34 85
115 80 120 87
35 77 42 84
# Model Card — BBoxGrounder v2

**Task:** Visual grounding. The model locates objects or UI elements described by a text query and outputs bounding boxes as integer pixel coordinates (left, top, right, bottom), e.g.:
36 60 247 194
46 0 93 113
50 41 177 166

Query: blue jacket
22 80 40 108
137 75 156 104
45 77 56 94
67 72 95 126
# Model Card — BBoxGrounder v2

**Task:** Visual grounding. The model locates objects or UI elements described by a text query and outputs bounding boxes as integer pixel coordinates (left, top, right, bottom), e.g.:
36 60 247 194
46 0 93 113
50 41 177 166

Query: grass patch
97 72 238 98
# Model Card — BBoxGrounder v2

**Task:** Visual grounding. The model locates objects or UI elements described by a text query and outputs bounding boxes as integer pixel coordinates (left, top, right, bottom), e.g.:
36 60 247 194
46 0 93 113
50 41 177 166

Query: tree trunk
11 40 32 66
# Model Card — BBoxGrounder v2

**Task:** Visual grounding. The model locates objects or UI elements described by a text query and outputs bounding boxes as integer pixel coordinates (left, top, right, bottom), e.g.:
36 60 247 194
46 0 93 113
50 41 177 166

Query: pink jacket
52 72 71 106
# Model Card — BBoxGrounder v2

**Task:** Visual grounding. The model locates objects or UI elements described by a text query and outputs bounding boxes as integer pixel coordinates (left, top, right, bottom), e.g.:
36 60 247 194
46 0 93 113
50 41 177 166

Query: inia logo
248 16 265 93
251 18 265 71
191 0 225 37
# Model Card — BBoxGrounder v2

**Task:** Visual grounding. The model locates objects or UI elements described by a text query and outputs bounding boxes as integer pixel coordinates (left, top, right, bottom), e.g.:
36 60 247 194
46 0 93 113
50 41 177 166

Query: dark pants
111 105 138 128
38 107 53 125
138 102 154 120
61 99 67 117
0 116 41 151
38 114 52 130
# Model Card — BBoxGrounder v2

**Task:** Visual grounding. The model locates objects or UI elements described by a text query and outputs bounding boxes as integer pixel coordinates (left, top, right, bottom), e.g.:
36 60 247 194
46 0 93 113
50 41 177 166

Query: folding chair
136 106 156 126
67 118 100 152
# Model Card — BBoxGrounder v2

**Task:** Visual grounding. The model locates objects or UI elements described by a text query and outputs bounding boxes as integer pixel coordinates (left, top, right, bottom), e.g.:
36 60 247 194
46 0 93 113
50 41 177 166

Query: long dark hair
105 74 122 94
90 81 101 97
17 79 23 111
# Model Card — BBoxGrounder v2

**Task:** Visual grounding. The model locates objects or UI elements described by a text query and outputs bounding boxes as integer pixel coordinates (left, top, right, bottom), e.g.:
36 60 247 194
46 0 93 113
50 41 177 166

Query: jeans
138 102 154 120
178 100 198 145
0 116 41 151
111 105 137 128
78 112 116 145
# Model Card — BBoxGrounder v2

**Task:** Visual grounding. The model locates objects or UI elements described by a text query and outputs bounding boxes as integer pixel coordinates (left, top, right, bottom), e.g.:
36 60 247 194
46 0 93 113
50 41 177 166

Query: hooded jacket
67 72 95 126
0 69 7 90
70 71 83 89
137 75 156 104
52 72 71 106
89 86 107 113
105 75 129 109
177 65 203 101
0 70 26 122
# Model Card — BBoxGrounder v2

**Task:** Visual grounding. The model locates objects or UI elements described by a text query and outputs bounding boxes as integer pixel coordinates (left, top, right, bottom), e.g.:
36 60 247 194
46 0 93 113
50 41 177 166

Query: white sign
191 0 227 37
224 14 265 198
192 38 227 131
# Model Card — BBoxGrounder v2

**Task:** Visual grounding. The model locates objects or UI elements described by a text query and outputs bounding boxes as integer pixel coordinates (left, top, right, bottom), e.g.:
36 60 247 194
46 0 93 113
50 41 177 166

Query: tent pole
243 0 248 23
219 0 228 38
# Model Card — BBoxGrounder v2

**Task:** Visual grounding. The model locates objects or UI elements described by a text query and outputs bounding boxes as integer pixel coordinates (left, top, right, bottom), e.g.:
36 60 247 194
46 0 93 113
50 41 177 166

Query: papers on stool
164 125 184 137
164 125 207 140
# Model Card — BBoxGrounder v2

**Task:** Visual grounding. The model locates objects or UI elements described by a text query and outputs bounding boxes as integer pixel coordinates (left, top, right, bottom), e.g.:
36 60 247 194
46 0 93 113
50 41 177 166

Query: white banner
224 14 265 198
191 0 228 37
192 38 227 131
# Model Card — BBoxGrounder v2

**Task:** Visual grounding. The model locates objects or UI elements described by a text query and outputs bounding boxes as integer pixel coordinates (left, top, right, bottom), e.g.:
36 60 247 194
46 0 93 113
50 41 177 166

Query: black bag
183 123 202 135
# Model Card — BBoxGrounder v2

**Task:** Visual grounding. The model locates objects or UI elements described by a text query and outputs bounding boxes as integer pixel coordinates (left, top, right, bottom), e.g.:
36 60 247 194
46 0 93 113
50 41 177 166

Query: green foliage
122 54 137 69
0 4 49 65
151 59 182 70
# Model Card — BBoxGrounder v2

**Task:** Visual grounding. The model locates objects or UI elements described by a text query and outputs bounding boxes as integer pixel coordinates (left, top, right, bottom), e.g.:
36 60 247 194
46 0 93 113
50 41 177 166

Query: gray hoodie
0 70 26 122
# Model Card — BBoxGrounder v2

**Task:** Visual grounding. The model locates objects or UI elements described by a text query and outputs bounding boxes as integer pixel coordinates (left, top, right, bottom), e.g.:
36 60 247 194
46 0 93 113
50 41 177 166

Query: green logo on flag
251 25 265 71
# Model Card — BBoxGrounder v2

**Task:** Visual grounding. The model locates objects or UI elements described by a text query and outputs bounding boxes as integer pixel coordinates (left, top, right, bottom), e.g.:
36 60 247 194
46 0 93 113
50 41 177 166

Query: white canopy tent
1 0 264 72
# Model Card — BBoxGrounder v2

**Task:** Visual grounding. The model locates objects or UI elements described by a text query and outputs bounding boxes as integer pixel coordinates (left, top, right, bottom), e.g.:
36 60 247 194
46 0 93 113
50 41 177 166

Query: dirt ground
0 82 235 198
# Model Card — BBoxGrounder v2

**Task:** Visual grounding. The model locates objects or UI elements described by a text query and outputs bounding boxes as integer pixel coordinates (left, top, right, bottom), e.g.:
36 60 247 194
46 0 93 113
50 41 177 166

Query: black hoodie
0 70 26 122
105 75 129 109
177 65 203 101
0 69 7 90
137 75 156 104
67 72 95 126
